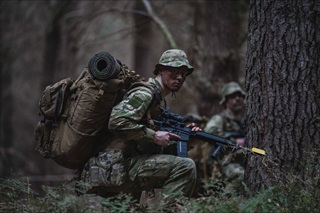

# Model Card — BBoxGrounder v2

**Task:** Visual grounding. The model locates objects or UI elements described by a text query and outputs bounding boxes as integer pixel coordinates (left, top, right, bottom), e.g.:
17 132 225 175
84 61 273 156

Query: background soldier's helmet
219 82 246 105
153 49 194 75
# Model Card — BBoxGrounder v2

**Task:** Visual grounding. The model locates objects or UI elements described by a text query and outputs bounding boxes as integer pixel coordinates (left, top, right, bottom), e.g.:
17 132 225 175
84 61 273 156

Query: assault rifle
151 109 266 158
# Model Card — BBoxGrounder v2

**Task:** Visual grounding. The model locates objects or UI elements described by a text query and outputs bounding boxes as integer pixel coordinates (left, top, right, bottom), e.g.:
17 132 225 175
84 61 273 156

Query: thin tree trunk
42 1 71 89
133 1 153 77
0 2 14 178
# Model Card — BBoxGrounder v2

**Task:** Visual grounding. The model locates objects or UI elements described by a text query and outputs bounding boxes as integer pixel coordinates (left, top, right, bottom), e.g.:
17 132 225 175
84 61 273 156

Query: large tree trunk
245 0 320 193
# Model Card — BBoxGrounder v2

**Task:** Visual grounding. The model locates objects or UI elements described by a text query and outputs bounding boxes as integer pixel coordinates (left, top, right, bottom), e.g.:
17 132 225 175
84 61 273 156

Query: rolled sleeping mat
88 51 122 80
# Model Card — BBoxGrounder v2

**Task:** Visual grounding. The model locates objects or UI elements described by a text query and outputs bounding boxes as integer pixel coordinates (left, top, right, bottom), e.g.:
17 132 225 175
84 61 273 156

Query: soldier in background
204 81 246 195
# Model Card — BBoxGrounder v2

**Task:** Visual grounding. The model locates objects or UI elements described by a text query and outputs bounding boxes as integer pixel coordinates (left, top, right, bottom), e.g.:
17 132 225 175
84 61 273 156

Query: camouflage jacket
107 78 170 157
204 109 245 140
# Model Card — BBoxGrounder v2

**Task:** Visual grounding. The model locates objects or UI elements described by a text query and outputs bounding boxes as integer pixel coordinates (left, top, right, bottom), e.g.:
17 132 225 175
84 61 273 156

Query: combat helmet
153 49 194 75
219 82 246 105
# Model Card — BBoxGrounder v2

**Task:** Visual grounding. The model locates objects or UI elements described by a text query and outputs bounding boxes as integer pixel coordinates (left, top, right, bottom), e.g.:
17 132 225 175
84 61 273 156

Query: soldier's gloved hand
154 131 180 147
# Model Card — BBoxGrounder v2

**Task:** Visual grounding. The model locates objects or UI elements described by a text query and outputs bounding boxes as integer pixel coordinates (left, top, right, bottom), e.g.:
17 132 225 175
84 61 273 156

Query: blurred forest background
0 0 249 185
1 2 320 210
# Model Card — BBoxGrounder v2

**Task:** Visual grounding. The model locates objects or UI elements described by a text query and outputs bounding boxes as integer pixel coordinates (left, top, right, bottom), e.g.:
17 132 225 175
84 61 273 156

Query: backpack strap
146 110 155 128
147 82 164 109
53 88 63 126
146 83 164 129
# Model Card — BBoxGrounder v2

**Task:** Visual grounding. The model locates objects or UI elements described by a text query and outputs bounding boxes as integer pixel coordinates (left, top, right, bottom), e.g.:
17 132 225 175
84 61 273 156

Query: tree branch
142 0 178 48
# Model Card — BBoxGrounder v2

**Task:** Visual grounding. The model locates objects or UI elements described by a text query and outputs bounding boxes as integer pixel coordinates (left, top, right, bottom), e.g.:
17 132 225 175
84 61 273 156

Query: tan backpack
34 52 145 170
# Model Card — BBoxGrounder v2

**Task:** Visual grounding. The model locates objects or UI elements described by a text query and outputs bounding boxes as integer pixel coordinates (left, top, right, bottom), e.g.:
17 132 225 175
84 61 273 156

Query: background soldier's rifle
224 131 245 139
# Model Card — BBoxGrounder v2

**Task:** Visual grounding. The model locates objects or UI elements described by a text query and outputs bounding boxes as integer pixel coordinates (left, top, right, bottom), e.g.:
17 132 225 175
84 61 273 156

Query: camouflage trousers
80 150 197 199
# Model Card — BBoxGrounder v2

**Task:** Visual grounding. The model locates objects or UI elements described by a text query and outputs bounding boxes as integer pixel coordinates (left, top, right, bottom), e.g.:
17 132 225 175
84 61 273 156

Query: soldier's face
225 92 245 112
160 67 188 92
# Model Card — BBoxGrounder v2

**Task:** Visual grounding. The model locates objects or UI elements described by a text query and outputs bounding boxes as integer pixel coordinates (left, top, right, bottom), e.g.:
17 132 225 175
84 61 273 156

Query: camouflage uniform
204 82 246 194
80 49 196 199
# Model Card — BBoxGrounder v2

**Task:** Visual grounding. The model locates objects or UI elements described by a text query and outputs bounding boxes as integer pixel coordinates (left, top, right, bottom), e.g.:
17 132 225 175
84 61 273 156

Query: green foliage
0 177 103 212
188 180 320 213
0 176 319 213
100 193 137 213
0 177 39 212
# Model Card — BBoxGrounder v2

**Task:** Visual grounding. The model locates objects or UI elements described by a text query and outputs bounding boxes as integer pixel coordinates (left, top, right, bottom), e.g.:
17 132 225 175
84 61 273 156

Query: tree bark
245 0 320 193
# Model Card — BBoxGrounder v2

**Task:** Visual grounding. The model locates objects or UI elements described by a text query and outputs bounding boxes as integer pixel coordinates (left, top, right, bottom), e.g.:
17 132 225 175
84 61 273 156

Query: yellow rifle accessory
252 147 266 155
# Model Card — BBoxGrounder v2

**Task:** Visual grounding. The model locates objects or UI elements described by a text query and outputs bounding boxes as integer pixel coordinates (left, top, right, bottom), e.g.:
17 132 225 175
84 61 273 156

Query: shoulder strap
149 83 164 108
